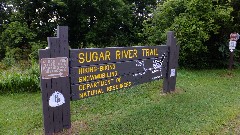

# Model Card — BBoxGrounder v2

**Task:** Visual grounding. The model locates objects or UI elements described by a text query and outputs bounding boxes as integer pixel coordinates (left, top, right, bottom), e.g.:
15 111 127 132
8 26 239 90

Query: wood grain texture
163 31 180 93
39 26 71 134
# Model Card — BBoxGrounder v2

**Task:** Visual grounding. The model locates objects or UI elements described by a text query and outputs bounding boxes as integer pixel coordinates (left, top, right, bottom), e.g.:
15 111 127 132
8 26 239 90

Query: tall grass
0 62 40 93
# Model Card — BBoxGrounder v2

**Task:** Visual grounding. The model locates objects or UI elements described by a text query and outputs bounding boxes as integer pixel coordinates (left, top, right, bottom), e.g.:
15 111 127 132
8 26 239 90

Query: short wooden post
163 31 180 92
39 26 71 134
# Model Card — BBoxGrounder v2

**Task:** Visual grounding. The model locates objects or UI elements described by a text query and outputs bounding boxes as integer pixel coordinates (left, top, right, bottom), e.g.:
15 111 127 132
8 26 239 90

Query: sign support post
228 40 237 70
163 31 180 92
229 51 234 70
39 26 71 134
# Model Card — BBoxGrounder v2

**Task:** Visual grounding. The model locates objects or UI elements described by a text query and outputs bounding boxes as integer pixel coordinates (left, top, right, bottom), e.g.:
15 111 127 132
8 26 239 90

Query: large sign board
69 47 169 100
39 26 179 134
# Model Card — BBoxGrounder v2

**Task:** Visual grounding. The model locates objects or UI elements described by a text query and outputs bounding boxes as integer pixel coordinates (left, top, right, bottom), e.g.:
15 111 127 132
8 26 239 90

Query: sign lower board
71 66 164 100
40 57 69 79
70 46 168 67
70 54 168 84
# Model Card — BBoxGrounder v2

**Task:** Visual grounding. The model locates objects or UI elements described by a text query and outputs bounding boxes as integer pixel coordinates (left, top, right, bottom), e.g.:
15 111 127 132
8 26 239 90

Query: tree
1 0 161 61
61 0 160 48
0 0 12 32
0 0 13 59
143 0 232 68
124 0 159 44
61 0 134 48
1 21 36 60
230 0 240 31
0 0 66 60
8 0 66 40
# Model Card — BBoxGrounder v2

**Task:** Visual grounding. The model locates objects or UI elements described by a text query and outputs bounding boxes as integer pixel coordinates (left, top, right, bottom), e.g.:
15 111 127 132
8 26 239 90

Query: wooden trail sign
39 26 179 134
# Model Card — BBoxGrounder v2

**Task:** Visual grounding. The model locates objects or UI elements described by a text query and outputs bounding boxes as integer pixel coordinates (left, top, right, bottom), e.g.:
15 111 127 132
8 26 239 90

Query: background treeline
0 0 240 68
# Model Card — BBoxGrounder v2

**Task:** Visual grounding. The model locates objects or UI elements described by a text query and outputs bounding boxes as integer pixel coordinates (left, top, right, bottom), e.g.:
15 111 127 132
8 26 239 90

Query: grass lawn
1 69 240 134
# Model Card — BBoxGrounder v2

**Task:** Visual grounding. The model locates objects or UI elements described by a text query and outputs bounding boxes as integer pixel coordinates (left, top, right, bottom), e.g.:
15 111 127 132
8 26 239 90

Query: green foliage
143 0 185 45
1 47 20 67
0 36 4 59
8 0 65 38
63 0 129 47
29 41 47 61
60 0 159 48
0 62 40 94
1 21 36 61
1 57 16 68
0 0 238 68
1 21 36 49
1 21 41 61
143 0 233 68
231 0 240 30
0 0 159 60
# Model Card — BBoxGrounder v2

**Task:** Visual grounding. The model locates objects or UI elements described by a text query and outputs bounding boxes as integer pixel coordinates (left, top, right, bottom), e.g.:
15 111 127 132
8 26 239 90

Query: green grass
0 93 43 134
1 69 240 134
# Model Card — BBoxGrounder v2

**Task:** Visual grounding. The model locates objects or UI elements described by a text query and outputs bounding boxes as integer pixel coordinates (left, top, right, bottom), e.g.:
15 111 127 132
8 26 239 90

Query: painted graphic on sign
49 91 65 107
133 53 166 77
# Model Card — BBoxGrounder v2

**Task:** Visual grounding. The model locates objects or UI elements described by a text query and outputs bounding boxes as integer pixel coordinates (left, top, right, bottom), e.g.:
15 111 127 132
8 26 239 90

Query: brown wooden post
39 26 71 134
163 31 180 93
229 51 234 70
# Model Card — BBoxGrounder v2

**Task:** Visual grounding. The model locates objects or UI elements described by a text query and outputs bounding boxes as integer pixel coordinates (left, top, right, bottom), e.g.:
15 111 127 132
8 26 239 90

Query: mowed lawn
1 69 240 134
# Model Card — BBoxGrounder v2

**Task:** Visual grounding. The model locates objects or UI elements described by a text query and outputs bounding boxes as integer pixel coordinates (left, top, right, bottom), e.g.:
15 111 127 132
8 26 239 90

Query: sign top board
40 57 69 79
